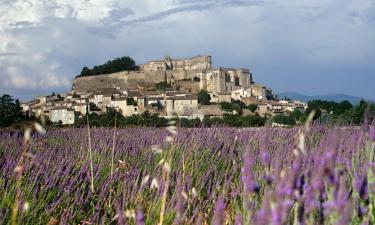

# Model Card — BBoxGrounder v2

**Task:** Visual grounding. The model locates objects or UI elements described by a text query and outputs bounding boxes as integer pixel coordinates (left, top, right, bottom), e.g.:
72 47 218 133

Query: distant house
166 95 198 117
73 103 88 115
50 107 75 125
111 97 140 116
231 88 252 101
209 93 231 103
251 83 267 100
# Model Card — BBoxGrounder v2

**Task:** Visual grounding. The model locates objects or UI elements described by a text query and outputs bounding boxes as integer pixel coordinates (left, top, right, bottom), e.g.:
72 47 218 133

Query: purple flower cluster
0 126 373 224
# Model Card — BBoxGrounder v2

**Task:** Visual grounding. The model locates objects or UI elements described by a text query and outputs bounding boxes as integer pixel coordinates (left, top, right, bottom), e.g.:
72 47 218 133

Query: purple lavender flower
136 208 145 225
369 126 375 141
213 195 225 225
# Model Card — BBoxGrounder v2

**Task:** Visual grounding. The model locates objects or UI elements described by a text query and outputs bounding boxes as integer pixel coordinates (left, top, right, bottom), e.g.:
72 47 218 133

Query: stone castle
72 55 253 94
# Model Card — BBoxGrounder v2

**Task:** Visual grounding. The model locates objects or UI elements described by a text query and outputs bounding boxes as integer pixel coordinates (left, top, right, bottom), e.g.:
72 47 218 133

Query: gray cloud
122 0 264 25
1 0 375 101
86 0 264 38
104 7 134 24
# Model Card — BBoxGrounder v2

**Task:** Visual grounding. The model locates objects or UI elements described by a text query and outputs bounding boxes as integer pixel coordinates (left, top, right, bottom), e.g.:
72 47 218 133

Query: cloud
0 52 19 57
119 0 264 25
0 0 375 100
86 0 264 37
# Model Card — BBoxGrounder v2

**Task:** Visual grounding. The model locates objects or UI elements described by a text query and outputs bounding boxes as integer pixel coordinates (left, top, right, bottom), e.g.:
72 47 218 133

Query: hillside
278 92 365 104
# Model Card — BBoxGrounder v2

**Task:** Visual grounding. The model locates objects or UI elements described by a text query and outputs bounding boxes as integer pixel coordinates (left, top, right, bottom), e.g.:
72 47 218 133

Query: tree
241 114 266 127
272 115 296 126
127 97 137 106
155 81 171 91
220 102 233 112
80 67 92 76
78 56 137 76
0 94 25 127
198 90 211 105
57 94 63 101
247 104 258 113
89 102 101 112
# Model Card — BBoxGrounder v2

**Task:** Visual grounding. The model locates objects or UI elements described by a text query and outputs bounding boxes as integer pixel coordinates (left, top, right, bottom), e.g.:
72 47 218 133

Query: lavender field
0 125 374 225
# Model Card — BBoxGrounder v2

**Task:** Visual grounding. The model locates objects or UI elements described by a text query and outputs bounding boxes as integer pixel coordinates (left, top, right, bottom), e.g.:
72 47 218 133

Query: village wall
72 70 166 93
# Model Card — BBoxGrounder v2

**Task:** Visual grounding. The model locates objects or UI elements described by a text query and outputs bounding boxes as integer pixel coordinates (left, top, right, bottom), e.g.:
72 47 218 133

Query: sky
0 0 374 101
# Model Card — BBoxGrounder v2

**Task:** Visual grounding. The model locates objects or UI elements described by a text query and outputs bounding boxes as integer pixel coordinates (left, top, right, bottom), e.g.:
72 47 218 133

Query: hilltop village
21 55 307 125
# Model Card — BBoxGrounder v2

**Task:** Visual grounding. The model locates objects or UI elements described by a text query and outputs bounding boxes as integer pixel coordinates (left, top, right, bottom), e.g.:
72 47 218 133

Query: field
0 125 374 225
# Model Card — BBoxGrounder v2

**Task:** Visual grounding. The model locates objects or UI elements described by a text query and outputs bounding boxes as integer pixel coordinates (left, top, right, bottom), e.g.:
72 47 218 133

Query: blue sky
0 0 374 101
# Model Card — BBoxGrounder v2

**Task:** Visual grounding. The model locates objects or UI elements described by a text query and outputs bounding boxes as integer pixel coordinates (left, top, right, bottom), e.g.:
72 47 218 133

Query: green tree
272 114 296 126
127 97 137 106
197 90 211 105
247 104 258 113
78 56 137 76
80 66 92 76
0 94 25 127
155 81 171 91
241 114 266 127
220 102 232 112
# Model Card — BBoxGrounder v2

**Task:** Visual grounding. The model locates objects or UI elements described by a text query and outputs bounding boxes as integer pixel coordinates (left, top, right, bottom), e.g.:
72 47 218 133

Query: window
225 74 230 82
235 77 240 86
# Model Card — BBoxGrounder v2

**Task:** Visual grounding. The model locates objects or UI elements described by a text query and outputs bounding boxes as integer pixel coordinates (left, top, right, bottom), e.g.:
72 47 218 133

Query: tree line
272 99 375 126
0 94 26 128
78 56 137 77
1 93 374 128
74 110 266 128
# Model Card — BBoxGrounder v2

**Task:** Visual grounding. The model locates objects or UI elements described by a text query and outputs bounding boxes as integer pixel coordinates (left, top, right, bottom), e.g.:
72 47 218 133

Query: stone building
50 107 75 125
251 83 267 100
165 95 198 117
198 67 252 94
141 55 212 71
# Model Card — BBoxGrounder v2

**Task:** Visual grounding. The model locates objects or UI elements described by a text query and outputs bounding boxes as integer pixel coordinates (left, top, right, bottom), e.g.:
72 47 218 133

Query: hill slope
278 92 365 104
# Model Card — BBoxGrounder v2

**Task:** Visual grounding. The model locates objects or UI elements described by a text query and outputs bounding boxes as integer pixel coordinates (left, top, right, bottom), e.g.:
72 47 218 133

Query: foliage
178 118 201 128
203 114 266 127
305 99 375 124
76 110 169 128
155 81 172 91
78 56 137 77
89 102 101 112
247 104 258 113
272 114 296 126
197 90 211 105
126 97 137 106
0 94 25 127
220 101 243 115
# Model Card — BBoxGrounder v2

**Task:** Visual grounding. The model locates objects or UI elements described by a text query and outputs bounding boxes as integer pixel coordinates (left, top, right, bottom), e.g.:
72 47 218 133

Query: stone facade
72 70 166 93
72 55 253 95
165 95 198 118
50 107 75 125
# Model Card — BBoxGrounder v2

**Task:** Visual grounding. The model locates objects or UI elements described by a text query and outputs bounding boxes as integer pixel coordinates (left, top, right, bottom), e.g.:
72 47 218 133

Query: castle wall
176 81 200 94
72 71 165 93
